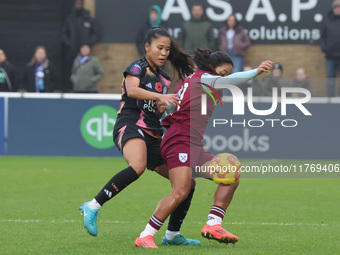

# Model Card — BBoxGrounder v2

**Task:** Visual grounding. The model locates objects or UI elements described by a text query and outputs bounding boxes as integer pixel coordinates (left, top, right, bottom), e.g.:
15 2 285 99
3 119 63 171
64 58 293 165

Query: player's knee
129 162 146 176
172 188 191 204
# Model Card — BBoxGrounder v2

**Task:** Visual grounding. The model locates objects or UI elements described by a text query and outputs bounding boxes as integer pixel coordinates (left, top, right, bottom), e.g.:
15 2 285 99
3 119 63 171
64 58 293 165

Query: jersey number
177 82 189 111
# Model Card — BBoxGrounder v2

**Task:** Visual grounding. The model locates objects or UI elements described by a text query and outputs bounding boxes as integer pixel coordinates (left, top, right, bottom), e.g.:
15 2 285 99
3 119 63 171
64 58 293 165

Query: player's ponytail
143 26 194 80
167 37 195 80
193 48 233 74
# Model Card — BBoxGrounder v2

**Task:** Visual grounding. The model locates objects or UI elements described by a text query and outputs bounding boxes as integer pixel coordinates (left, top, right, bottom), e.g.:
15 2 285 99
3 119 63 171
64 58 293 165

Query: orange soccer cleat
135 235 158 248
201 224 239 244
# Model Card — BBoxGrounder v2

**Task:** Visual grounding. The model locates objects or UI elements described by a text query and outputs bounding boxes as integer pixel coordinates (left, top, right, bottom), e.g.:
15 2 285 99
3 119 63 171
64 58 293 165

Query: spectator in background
0 49 16 92
320 0 340 97
136 5 168 56
71 45 104 93
262 63 288 96
291 68 312 97
21 46 58 93
180 4 215 53
238 66 263 96
62 0 100 92
217 14 251 73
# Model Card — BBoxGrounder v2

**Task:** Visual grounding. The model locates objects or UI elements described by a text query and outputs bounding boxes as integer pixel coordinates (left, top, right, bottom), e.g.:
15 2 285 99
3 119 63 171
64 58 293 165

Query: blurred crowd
0 0 103 94
1 0 339 96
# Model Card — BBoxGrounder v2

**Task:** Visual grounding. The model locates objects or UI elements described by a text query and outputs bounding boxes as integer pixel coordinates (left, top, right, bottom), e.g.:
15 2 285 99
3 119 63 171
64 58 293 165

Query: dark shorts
113 124 164 171
161 128 214 170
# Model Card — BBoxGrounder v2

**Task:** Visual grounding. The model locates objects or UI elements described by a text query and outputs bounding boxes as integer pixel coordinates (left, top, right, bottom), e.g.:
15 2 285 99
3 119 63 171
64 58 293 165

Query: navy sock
167 188 195 231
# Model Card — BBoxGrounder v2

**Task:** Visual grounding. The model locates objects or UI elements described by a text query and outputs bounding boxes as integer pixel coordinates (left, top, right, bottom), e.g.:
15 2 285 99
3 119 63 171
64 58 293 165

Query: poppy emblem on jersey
179 153 188 163
155 82 162 92
198 82 222 106
130 64 142 75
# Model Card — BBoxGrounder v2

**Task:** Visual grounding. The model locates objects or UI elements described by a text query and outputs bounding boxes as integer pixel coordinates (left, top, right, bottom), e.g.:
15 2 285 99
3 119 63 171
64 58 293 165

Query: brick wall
92 43 140 93
92 43 329 96
245 44 328 96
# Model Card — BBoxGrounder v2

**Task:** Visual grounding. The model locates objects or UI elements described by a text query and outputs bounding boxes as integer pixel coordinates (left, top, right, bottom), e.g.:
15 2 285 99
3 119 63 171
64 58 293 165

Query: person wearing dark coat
21 46 58 93
290 68 312 97
62 0 100 92
0 49 16 92
179 4 215 53
320 0 340 97
217 14 251 73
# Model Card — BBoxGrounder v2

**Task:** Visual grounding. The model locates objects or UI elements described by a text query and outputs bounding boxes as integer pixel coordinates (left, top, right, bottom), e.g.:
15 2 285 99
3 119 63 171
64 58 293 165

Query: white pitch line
0 219 128 224
0 219 335 227
196 221 331 227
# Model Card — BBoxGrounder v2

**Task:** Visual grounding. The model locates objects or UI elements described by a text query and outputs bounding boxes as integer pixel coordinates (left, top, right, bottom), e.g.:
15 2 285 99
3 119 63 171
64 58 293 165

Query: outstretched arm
201 60 273 90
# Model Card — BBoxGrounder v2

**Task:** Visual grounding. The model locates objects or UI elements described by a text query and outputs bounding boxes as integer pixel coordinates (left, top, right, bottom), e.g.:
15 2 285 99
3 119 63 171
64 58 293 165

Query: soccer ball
209 153 241 186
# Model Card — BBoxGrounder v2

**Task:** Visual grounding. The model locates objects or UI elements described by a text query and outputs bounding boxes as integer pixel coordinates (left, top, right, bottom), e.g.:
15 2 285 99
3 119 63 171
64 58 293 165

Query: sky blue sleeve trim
200 69 258 90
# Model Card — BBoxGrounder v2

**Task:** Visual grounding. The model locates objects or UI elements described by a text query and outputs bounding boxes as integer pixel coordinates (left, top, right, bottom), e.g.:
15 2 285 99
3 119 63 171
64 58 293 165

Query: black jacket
62 9 100 58
0 61 16 92
21 63 58 92
320 11 340 59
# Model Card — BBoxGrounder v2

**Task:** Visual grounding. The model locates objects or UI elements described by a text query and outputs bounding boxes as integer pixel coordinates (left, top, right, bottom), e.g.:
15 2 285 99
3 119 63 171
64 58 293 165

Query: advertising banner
7 98 122 157
203 101 340 160
5 94 340 160
96 0 332 44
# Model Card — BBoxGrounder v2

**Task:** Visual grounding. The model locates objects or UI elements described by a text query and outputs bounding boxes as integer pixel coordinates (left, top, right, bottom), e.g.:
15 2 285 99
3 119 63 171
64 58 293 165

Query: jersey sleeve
123 60 145 79
200 69 258 90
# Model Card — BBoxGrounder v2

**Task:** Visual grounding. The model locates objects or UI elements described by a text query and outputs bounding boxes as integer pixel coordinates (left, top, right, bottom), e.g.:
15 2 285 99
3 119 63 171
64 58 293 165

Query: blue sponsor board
7 98 121 157
0 97 4 155
5 97 340 159
203 102 340 160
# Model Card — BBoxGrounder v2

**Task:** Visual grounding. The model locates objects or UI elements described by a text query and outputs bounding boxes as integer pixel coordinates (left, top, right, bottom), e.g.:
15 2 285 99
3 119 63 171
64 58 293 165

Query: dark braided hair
193 48 233 74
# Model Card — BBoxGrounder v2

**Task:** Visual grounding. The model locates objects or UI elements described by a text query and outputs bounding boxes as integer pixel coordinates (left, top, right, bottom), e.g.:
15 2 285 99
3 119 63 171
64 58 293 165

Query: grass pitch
0 156 339 255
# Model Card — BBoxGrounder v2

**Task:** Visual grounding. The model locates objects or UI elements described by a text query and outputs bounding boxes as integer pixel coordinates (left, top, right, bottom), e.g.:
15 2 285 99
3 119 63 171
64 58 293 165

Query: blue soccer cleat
79 201 101 236
161 234 200 246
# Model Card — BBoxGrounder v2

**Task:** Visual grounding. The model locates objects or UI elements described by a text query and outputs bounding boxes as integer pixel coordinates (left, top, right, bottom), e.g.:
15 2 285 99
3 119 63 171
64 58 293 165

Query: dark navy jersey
115 57 171 138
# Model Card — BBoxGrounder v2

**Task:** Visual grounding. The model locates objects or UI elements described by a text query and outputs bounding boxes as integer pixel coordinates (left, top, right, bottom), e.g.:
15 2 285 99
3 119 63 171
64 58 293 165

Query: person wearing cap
320 0 340 97
262 63 288 96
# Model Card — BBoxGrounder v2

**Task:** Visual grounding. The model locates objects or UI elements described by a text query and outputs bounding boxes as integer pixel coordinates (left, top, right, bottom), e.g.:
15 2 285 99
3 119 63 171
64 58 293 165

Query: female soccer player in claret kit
135 49 273 248
80 27 200 245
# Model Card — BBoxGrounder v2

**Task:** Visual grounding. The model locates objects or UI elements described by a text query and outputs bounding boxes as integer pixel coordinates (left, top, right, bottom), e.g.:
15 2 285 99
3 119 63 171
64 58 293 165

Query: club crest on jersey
130 64 142 75
179 153 188 163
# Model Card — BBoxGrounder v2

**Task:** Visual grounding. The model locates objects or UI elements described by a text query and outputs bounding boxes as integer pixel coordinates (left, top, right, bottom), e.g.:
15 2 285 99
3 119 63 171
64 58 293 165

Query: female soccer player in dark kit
79 27 200 245
135 48 273 248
